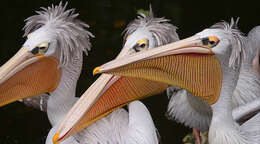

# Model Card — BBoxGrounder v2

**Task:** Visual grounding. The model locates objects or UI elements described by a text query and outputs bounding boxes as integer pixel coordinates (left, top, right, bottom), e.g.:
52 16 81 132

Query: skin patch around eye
208 36 219 43
38 42 49 48
136 38 148 45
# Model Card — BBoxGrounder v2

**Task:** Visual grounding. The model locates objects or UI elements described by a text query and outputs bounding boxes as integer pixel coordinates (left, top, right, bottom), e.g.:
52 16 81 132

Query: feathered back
246 26 260 63
123 6 179 47
74 101 159 144
23 2 94 66
210 18 246 69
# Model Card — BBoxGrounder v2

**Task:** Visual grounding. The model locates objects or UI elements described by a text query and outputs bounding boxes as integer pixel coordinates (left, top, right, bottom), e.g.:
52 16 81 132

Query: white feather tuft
74 101 159 144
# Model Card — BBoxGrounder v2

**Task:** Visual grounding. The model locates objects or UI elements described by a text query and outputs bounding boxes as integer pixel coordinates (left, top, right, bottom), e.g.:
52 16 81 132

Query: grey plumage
24 2 94 66
123 7 179 47
210 18 246 68
166 89 212 131
72 8 178 143
233 69 260 107
232 25 260 108
21 2 94 112
45 5 160 144
233 97 260 123
247 26 260 75
19 94 49 112
166 19 252 132
123 8 206 132
206 20 260 144
73 101 158 144
232 26 260 124
243 26 260 63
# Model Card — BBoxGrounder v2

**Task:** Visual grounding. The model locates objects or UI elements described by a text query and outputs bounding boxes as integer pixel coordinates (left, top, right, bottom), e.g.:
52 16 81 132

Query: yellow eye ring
202 36 219 48
208 36 219 44
136 39 148 45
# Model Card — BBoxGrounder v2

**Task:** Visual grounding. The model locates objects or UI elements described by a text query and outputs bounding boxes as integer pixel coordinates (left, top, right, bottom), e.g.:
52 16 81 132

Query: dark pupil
31 46 46 55
139 43 146 48
39 46 46 50
202 37 215 45
209 40 215 45
133 47 140 52
31 47 39 55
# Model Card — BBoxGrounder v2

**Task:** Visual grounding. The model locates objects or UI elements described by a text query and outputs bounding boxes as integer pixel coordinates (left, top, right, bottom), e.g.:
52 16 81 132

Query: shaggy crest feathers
123 6 179 47
23 2 94 66
210 18 246 69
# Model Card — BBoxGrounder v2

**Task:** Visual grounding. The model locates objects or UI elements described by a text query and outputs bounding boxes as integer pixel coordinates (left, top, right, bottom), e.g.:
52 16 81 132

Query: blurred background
0 0 259 143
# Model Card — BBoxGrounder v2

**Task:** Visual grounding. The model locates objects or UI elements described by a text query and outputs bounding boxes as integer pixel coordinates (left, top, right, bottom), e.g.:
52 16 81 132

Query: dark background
0 0 259 144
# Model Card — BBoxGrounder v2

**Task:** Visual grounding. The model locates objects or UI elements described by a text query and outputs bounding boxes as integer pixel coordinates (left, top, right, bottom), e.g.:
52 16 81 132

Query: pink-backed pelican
55 18 260 144
53 8 179 143
53 10 260 143
0 2 91 143
94 20 260 143
0 3 160 144
166 21 260 143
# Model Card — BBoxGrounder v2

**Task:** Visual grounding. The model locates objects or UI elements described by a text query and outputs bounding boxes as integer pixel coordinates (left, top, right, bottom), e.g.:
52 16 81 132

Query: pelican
46 100 158 144
54 14 260 144
0 3 160 144
94 20 260 143
53 7 179 143
0 2 92 143
167 21 260 143
231 25 260 124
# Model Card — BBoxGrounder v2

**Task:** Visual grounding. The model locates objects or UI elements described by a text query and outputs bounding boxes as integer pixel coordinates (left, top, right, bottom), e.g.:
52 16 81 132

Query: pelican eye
31 42 49 55
132 39 149 53
39 46 46 50
139 43 146 48
202 36 219 48
133 45 141 52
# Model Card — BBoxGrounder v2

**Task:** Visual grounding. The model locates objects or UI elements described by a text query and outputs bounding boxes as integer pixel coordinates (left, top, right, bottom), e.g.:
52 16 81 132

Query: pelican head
95 18 245 105
53 8 179 143
116 7 179 57
97 19 260 144
0 2 93 107
122 8 179 55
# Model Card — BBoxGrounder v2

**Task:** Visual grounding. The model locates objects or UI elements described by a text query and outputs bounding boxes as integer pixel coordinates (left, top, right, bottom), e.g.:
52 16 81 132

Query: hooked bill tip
93 66 101 75
53 132 60 144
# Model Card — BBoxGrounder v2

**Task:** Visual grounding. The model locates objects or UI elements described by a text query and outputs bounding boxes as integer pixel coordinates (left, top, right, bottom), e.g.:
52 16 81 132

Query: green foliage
183 131 209 144
137 9 149 16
